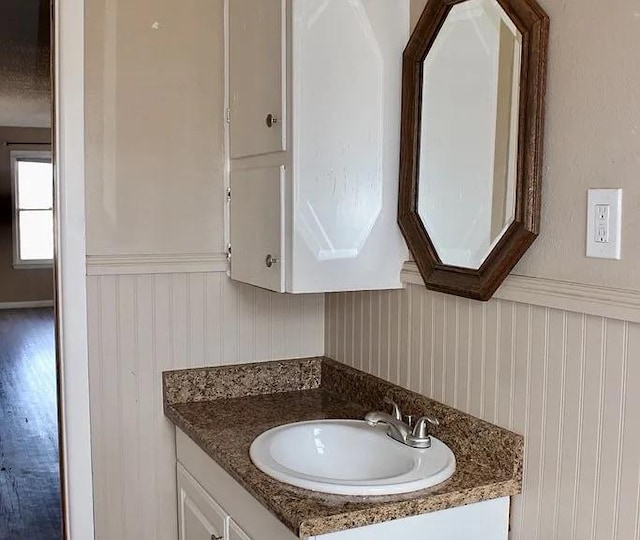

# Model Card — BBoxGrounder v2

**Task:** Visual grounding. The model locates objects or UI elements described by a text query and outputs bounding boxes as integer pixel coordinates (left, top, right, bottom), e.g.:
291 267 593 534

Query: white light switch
587 189 622 259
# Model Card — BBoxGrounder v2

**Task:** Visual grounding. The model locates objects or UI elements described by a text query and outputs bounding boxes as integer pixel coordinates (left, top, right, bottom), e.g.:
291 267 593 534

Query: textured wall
326 286 640 540
0 126 53 303
87 272 323 540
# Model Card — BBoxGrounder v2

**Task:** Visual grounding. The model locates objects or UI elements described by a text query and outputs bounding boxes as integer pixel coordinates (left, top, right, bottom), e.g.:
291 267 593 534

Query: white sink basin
249 419 456 496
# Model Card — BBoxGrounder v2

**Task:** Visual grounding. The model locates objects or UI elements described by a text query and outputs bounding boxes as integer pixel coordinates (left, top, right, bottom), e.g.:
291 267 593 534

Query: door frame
54 0 96 537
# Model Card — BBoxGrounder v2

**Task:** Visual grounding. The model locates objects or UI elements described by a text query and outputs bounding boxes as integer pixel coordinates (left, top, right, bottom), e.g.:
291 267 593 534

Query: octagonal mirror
398 0 549 300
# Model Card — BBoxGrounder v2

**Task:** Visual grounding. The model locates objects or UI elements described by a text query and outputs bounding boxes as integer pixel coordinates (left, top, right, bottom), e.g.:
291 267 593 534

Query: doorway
0 1 62 538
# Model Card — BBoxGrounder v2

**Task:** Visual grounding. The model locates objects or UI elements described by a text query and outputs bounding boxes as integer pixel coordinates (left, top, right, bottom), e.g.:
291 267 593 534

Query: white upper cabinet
227 0 409 293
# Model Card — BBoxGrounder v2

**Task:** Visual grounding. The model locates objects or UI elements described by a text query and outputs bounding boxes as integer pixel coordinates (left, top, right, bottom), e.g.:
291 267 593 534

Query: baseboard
401 261 640 324
0 300 54 310
86 253 229 276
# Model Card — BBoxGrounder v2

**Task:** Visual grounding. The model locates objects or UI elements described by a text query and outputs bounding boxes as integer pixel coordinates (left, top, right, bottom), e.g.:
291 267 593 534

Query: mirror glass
417 0 522 269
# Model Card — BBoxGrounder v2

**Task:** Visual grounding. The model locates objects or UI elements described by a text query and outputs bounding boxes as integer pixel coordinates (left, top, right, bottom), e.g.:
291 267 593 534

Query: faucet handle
412 416 439 438
383 396 403 421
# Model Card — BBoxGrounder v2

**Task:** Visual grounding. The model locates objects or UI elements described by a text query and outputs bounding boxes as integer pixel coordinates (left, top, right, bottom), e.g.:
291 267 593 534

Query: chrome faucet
365 397 439 449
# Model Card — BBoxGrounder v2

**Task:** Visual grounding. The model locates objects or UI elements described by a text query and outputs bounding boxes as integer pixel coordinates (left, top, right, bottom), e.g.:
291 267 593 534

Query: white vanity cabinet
177 463 256 540
226 0 409 293
176 429 510 540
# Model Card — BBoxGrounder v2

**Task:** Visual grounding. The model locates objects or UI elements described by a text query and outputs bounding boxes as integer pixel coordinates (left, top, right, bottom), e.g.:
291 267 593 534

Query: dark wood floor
0 308 61 540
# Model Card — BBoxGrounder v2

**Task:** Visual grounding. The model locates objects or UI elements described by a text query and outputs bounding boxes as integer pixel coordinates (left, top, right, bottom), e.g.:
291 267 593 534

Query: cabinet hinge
225 107 231 124
226 187 232 202
226 243 232 261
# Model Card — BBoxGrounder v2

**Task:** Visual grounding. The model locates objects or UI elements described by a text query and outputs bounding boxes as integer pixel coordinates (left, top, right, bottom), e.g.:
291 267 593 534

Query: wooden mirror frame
398 0 549 301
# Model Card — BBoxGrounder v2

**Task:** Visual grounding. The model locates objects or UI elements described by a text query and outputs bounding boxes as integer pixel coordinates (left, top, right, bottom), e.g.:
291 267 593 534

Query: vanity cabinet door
228 519 252 540
228 0 285 159
177 463 227 540
230 165 285 292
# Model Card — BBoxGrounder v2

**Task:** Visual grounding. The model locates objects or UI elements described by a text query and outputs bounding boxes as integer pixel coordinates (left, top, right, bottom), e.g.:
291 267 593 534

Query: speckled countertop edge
163 357 523 537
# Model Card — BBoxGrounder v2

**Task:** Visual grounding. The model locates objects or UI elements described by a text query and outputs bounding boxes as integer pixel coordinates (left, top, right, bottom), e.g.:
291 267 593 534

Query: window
11 151 54 268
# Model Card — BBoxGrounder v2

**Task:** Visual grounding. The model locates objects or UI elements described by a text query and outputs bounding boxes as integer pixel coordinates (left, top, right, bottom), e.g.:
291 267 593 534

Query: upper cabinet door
228 0 285 159
230 165 285 292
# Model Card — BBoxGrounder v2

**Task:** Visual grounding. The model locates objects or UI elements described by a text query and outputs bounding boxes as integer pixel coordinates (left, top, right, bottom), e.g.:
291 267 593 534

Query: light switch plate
586 188 622 259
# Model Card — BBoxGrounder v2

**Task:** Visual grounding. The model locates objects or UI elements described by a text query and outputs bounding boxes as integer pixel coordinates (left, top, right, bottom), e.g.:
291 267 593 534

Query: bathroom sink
249 419 456 496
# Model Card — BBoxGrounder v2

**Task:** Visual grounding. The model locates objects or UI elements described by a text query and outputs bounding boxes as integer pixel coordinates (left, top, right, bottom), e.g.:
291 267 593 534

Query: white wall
85 0 226 256
84 0 324 538
326 287 640 540
87 273 322 539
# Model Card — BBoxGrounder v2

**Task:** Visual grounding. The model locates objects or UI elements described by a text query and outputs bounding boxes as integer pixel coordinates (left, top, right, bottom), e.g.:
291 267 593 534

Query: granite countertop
163 357 523 537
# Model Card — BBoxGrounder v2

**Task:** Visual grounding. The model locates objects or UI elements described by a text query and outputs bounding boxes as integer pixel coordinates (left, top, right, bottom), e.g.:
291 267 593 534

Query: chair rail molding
86 252 229 276
401 261 640 324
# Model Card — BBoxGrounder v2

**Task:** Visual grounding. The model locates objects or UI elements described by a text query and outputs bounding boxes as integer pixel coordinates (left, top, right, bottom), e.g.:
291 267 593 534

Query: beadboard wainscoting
86 271 324 540
326 285 640 540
